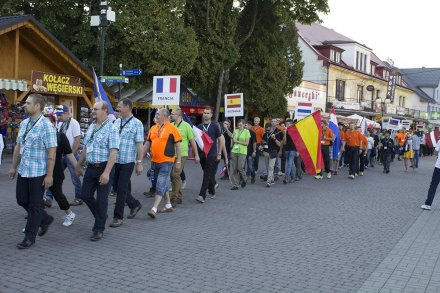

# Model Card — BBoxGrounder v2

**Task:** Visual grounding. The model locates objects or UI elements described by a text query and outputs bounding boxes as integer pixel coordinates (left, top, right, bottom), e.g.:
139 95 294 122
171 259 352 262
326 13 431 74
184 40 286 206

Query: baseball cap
55 105 69 115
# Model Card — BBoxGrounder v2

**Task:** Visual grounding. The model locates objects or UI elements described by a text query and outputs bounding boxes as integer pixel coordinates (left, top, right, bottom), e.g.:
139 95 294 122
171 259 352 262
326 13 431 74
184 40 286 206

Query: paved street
1 154 439 292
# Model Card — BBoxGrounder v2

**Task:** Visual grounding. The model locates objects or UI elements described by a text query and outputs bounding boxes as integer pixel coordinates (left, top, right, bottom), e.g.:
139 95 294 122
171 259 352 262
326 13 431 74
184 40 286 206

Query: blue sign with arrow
122 69 142 76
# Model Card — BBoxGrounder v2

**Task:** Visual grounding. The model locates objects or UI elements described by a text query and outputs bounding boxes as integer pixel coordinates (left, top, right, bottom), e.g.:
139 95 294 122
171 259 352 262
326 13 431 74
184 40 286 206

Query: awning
0 79 28 91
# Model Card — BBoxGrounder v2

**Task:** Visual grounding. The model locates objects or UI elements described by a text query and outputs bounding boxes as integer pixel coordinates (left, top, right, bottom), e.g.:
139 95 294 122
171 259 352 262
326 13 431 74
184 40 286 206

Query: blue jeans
414 150 420 168
425 167 440 206
81 164 114 232
246 155 255 177
285 150 297 179
151 161 174 196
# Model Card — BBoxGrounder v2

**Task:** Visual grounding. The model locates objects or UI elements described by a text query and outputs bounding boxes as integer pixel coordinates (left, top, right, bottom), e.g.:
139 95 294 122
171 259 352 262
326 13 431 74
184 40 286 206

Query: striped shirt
18 114 57 177
83 119 120 163
114 115 144 164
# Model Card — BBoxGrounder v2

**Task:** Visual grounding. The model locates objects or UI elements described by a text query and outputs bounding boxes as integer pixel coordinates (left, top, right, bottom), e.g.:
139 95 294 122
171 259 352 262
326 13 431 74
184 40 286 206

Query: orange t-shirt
345 129 362 147
147 122 182 163
396 133 405 146
339 130 345 142
251 125 264 144
361 135 368 150
321 128 333 146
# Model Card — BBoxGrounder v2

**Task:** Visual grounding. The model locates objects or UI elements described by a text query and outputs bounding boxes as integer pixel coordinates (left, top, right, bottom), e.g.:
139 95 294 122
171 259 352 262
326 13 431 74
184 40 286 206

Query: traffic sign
430 111 440 120
122 69 142 76
100 76 129 83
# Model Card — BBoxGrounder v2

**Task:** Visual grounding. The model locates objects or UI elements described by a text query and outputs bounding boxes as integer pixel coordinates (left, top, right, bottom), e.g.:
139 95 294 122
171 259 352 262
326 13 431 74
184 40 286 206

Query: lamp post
90 1 116 77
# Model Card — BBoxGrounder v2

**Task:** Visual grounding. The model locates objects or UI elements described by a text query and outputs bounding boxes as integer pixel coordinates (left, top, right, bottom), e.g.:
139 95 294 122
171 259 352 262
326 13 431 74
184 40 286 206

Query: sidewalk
358 186 440 292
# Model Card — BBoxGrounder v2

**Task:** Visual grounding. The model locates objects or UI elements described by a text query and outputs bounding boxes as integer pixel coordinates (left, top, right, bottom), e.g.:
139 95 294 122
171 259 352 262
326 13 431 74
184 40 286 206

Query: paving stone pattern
0 155 437 292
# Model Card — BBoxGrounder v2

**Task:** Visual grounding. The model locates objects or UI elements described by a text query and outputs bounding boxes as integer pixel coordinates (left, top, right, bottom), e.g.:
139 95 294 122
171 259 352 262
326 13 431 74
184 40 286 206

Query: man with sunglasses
75 101 120 241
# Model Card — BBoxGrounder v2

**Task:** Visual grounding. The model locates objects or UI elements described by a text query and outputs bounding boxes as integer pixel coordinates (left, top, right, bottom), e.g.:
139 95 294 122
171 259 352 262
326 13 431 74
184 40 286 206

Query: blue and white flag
329 107 341 159
93 70 115 122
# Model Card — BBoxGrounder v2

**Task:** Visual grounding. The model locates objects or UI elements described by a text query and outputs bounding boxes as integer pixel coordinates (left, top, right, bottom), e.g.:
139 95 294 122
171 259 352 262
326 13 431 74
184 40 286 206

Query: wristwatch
136 160 142 164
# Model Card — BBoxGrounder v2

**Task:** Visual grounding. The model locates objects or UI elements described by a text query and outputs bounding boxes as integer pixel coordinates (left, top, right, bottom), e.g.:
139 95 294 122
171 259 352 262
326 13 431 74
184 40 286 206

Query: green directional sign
430 112 440 120
100 76 129 83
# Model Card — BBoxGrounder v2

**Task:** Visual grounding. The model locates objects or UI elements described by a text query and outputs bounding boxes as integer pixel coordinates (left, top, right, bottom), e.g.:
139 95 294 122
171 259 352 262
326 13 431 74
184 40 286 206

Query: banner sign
430 111 440 120
31 70 83 97
152 75 181 106
224 93 244 117
386 75 397 102
385 118 400 130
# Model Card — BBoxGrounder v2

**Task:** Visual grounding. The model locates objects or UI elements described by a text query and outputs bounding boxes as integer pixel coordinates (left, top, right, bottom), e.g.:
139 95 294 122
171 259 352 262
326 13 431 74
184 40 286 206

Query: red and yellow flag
226 95 241 108
287 111 323 175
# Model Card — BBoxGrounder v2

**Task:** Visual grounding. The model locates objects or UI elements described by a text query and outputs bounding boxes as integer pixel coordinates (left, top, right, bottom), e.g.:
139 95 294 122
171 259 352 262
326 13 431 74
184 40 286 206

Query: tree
185 0 328 120
230 0 304 118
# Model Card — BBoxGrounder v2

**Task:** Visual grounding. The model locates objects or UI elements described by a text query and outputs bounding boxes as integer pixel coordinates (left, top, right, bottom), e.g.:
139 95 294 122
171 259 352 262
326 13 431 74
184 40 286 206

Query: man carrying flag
196 107 226 203
287 111 323 176
93 70 116 122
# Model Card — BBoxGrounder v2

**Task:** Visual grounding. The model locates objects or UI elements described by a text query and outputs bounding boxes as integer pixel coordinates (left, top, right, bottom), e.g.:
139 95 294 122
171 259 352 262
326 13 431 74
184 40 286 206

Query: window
357 85 364 102
376 89 380 100
335 51 341 63
399 96 405 107
384 70 390 80
356 52 360 70
336 80 345 100
330 49 335 62
371 64 376 75
363 54 367 72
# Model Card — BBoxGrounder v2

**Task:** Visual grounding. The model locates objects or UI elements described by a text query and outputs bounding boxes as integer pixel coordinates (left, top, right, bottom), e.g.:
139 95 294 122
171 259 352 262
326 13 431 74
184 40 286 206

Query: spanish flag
226 95 241 108
287 111 323 175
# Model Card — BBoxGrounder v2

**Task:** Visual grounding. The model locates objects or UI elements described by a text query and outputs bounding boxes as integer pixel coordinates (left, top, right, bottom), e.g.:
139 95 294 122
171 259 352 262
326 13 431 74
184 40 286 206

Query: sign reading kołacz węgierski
31 70 84 97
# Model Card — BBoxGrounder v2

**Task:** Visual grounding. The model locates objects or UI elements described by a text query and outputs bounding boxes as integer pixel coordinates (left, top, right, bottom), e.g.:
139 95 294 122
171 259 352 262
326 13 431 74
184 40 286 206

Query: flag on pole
182 113 214 157
287 111 324 175
93 70 115 121
329 108 341 160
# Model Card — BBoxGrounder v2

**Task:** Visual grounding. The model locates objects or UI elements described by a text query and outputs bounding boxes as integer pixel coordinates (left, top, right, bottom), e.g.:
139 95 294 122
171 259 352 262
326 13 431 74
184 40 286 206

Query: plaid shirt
114 115 144 164
83 119 120 163
18 114 57 178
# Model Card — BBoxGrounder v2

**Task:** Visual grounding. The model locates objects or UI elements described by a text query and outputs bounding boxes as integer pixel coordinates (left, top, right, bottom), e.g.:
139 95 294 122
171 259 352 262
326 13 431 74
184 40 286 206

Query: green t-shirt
173 120 194 157
231 129 251 155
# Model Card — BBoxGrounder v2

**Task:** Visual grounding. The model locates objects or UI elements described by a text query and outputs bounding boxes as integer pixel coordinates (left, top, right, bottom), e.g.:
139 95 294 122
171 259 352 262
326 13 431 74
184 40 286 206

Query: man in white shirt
421 139 440 210
57 105 83 205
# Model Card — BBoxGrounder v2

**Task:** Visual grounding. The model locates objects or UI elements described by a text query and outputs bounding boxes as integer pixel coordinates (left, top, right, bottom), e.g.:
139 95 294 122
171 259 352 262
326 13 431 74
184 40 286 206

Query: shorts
151 161 174 196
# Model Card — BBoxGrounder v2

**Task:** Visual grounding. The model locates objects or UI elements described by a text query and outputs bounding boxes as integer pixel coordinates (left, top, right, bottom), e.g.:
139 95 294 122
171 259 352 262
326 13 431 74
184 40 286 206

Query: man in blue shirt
109 98 144 227
9 94 57 249
75 101 120 241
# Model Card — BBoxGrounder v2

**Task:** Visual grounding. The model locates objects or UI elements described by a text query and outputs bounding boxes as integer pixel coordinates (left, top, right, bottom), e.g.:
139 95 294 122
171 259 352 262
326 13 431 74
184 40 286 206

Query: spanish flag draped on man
287 111 324 175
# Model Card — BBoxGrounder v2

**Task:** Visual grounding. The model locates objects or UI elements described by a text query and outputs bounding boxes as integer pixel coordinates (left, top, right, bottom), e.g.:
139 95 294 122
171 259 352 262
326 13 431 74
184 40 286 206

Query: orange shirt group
344 129 363 147
321 127 333 146
147 121 182 163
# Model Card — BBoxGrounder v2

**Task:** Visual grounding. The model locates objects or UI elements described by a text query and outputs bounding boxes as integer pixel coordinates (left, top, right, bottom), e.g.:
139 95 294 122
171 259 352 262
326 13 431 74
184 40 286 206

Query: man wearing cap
75 101 119 241
54 105 83 206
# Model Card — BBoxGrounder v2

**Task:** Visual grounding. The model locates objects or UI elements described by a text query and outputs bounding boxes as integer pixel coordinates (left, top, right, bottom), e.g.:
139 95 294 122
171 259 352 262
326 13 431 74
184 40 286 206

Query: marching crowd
7 93 440 249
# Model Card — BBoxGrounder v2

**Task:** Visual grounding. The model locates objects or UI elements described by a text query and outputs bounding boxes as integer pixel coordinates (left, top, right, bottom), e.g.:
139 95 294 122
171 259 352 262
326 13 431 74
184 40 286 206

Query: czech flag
156 77 178 94
182 113 213 157
287 110 323 175
93 70 115 122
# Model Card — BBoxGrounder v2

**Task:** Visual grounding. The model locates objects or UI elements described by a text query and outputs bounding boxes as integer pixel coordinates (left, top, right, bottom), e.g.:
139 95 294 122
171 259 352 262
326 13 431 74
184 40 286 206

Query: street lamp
90 1 116 77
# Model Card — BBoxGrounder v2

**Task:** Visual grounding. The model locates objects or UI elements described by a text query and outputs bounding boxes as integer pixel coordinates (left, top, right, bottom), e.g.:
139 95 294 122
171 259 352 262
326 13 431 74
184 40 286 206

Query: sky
319 0 440 69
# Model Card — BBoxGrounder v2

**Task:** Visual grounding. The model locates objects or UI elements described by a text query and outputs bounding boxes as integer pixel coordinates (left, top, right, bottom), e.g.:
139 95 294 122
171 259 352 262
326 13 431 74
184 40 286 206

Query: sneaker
147 209 157 219
359 172 364 176
327 173 332 179
278 171 284 176
355 173 359 177
348 175 355 179
266 183 271 188
196 196 205 203
314 175 323 179
421 205 431 210
209 194 216 199
109 218 123 228
181 180 187 190
62 212 76 227
90 231 103 241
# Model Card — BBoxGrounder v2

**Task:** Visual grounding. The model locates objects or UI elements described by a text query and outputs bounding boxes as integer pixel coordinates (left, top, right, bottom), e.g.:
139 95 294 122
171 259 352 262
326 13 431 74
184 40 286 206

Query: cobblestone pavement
0 154 438 292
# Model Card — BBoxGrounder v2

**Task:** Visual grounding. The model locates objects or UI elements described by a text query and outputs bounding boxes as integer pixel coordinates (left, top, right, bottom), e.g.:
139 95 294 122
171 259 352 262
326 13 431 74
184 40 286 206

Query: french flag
156 77 178 93
297 102 313 114
329 107 341 159
182 112 213 157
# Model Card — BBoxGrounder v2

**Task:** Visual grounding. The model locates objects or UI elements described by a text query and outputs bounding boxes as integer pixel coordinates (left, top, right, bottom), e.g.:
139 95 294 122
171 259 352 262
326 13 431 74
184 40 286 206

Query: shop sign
333 101 360 110
31 71 83 97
